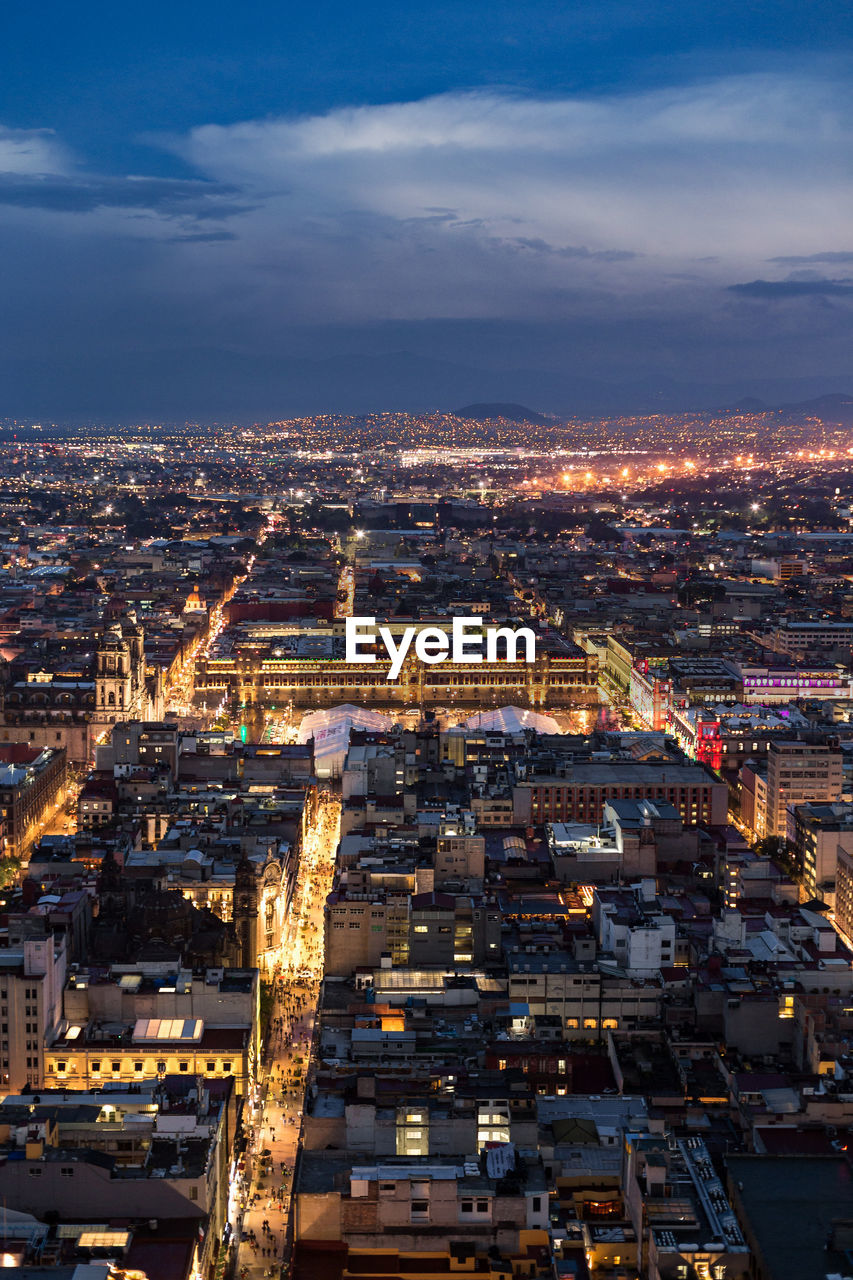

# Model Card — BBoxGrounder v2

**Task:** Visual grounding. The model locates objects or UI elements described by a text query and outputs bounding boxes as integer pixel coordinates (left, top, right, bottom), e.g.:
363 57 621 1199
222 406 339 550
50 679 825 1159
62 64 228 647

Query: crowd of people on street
234 795 340 1280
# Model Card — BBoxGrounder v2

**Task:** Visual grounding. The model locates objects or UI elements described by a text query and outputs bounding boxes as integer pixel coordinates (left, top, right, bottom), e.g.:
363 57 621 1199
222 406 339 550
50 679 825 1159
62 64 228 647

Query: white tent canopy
298 703 393 778
463 705 560 735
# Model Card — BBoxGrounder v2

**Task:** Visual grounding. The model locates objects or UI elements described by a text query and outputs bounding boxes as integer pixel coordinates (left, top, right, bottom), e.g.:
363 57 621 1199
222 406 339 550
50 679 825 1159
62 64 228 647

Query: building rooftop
728 1154 853 1280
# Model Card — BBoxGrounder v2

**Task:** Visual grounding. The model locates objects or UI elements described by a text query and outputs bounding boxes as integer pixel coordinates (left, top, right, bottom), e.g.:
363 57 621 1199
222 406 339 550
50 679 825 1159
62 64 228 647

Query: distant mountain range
3 340 852 423
717 392 853 423
455 402 551 425
457 392 853 426
451 390 853 426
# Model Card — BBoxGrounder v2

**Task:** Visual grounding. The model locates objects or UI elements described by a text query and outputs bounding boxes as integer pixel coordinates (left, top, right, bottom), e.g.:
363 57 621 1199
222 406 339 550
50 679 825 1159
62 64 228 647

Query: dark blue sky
2 0 853 419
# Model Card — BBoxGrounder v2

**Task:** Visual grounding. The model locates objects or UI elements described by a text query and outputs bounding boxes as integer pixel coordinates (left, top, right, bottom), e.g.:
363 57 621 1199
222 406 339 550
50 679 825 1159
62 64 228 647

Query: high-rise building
791 801 853 902
765 742 843 841
835 845 853 941
0 933 67 1090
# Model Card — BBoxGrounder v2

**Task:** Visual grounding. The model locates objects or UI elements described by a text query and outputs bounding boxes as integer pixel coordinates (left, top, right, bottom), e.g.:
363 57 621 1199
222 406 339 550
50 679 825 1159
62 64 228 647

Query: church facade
0 614 164 765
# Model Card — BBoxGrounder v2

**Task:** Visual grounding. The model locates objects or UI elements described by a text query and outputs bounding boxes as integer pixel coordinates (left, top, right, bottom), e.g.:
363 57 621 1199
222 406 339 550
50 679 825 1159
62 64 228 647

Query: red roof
0 744 43 765
125 1236 196 1280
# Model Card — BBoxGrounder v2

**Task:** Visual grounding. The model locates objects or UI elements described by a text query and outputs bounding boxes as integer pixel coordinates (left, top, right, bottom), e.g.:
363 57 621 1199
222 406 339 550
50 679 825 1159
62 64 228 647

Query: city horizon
3 5 853 1280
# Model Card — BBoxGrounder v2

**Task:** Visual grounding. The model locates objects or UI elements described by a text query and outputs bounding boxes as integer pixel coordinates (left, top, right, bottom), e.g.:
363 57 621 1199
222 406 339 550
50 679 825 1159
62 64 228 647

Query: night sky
2 0 853 419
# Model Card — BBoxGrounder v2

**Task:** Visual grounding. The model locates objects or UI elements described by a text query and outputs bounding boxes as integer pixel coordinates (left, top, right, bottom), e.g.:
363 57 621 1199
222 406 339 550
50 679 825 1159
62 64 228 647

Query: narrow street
28 766 84 854
233 795 340 1280
334 564 355 619
167 510 279 720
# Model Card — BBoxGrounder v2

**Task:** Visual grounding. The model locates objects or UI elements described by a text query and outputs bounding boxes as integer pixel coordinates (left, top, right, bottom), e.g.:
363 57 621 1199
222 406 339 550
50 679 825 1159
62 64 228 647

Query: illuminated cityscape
0 400 850 1280
4 0 853 1276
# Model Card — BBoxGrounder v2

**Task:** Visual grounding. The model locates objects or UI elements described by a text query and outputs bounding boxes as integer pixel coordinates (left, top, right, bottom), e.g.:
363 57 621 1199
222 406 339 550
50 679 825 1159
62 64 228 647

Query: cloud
5 72 853 307
148 72 853 320
768 250 853 264
0 125 69 175
0 172 241 215
510 237 641 262
162 229 238 243
4 70 853 414
729 277 853 297
171 73 849 164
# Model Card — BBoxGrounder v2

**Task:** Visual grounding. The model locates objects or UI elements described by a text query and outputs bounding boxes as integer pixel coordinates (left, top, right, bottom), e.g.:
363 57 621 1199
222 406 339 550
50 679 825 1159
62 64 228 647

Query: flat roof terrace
727 1154 853 1280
